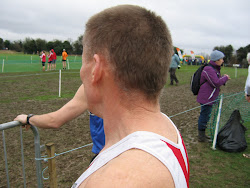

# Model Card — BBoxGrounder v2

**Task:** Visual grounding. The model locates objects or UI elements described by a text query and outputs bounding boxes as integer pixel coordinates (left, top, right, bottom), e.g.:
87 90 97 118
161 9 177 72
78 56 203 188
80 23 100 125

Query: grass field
0 52 249 187
0 51 82 72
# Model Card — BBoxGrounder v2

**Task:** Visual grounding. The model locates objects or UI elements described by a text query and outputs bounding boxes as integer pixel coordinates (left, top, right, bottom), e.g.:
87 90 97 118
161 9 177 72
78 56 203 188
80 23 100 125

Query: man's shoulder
85 149 174 187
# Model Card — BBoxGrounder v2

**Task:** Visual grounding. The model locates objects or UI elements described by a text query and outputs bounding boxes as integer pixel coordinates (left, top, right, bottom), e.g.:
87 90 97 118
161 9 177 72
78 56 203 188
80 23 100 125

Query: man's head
82 5 172 101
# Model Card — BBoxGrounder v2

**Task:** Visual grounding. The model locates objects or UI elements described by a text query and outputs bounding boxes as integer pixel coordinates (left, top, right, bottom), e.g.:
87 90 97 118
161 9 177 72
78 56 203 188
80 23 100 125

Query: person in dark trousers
40 51 46 72
51 49 57 70
197 50 230 142
245 52 250 102
169 52 180 85
47 50 53 71
62 49 68 70
243 52 250 158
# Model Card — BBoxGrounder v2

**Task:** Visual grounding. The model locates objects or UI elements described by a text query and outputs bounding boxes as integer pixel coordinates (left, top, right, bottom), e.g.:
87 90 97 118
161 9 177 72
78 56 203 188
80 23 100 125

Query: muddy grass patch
0 71 249 187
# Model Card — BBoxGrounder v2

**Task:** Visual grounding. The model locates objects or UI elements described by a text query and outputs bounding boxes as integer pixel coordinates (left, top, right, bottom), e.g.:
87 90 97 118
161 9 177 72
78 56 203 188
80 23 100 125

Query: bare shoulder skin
82 149 175 188
79 115 177 188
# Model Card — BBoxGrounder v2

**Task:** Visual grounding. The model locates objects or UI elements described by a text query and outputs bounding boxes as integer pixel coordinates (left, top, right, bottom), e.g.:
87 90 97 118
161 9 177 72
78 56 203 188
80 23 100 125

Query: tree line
0 35 83 56
213 44 250 68
0 36 249 67
174 44 250 68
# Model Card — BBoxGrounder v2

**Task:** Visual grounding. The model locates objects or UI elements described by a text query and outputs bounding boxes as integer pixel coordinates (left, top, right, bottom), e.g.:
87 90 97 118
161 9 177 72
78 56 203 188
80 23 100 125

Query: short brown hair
83 5 172 100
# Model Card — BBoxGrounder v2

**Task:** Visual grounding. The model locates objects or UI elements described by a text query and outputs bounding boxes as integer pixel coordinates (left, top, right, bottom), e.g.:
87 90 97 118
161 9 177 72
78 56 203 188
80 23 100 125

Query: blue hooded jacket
170 54 180 69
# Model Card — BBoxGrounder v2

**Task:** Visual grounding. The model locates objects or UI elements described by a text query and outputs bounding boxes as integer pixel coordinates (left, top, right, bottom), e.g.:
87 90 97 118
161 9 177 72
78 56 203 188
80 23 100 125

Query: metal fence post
0 121 43 188
2 130 10 187
30 125 43 188
212 95 223 150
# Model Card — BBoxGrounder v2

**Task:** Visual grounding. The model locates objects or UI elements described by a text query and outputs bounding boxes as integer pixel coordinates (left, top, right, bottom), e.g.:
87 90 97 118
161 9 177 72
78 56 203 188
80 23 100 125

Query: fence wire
207 92 250 139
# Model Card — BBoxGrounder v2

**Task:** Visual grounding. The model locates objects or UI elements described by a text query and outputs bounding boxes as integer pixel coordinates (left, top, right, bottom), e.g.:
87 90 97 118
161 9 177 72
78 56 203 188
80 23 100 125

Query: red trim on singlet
161 140 189 188
180 135 190 183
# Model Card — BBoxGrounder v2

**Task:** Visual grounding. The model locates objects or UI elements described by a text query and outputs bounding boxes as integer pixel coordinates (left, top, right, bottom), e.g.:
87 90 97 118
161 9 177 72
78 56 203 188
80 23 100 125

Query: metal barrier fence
207 92 249 138
0 121 43 188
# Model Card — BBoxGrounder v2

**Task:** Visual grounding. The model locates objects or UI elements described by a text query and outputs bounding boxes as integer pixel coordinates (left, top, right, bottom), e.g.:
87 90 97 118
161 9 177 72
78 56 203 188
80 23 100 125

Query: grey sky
1 0 249 55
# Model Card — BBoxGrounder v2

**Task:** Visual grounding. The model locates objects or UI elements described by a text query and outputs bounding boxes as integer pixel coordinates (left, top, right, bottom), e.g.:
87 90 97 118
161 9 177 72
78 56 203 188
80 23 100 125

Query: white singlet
72 116 189 188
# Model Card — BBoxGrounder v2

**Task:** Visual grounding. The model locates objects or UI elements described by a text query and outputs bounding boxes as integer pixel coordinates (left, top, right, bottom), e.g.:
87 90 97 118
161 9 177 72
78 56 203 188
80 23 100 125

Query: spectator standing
169 52 180 85
40 51 46 72
62 49 68 70
47 50 53 71
245 52 250 102
51 49 57 70
197 50 230 142
72 5 189 188
15 5 189 187
243 52 250 159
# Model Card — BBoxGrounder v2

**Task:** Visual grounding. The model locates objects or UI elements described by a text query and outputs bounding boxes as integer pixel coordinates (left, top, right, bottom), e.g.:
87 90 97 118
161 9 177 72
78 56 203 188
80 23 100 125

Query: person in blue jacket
89 112 105 161
169 52 180 85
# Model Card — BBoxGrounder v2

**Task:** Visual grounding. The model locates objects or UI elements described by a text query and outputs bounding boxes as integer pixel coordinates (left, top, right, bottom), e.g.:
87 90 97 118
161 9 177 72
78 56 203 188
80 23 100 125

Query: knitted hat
210 50 225 61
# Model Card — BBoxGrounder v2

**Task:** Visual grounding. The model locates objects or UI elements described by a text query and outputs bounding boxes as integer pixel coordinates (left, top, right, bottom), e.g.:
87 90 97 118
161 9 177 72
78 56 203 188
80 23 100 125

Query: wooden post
46 143 58 188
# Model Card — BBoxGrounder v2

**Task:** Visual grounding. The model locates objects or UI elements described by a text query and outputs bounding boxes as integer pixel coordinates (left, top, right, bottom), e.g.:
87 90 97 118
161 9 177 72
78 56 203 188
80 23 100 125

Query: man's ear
92 54 103 83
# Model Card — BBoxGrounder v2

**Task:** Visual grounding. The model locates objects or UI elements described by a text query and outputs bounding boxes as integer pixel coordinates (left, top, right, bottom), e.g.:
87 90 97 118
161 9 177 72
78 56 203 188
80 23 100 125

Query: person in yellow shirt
62 49 68 70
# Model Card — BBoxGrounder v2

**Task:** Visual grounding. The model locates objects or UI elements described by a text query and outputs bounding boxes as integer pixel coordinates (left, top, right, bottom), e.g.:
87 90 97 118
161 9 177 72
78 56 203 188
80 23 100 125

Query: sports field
0 52 249 187
0 51 82 72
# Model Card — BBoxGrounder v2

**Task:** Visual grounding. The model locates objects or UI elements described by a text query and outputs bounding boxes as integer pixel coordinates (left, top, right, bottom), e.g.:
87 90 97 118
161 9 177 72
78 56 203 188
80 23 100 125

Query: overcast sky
1 0 249 55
